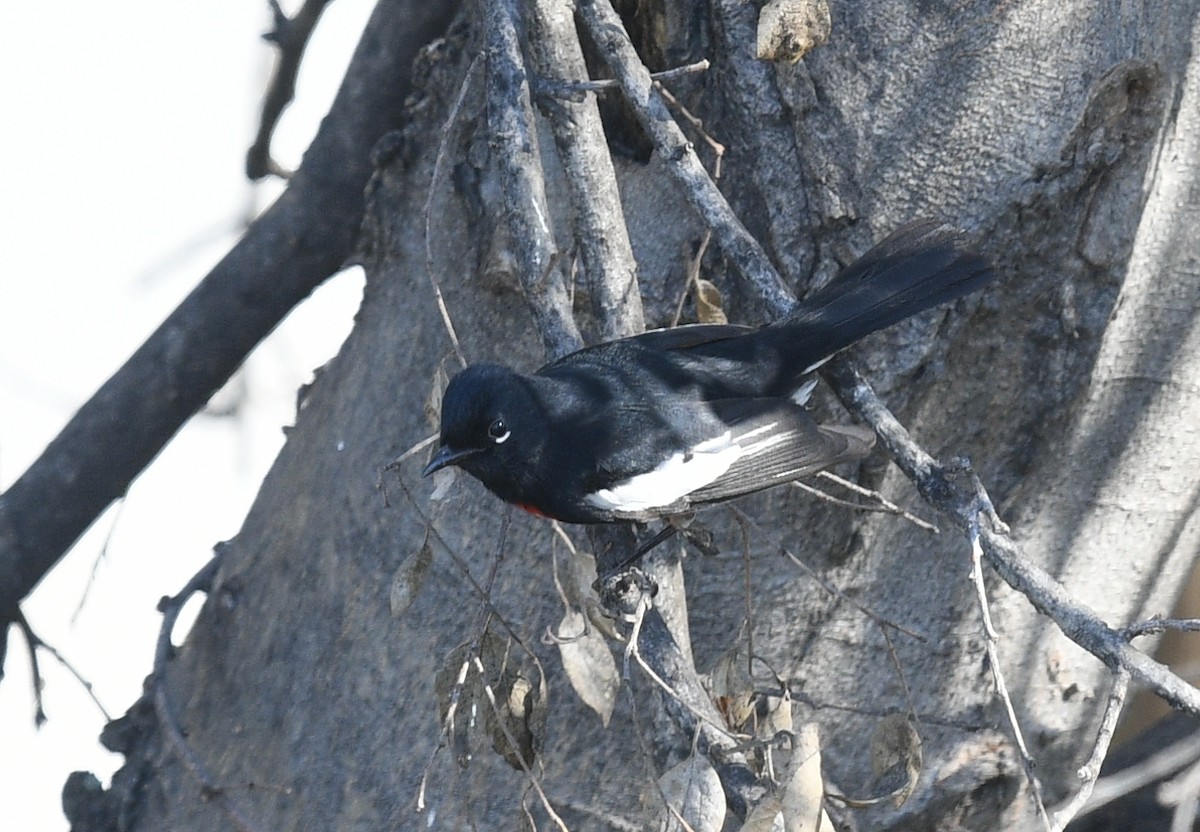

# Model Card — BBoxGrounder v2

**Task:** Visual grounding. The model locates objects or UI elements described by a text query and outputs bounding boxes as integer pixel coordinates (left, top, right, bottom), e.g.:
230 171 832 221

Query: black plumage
424 220 993 524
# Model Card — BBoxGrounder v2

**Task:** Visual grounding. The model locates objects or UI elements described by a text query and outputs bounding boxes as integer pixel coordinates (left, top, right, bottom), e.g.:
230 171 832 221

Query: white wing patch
584 431 741 513
583 422 792 513
790 377 818 406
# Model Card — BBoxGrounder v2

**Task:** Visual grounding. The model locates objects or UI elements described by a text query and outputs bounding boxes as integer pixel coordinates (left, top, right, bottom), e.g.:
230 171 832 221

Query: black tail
772 219 993 373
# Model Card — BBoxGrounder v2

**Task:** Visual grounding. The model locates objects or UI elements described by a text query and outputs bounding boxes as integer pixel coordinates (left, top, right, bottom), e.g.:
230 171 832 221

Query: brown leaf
695 278 728 325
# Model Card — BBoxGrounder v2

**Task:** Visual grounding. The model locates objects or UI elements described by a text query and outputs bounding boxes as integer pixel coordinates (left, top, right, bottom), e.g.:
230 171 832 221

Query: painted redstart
423 220 992 525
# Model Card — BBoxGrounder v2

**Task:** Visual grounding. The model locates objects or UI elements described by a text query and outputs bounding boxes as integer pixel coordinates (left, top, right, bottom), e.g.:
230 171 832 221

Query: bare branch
527 0 644 341
596 568 765 817
247 0 336 180
1122 617 1200 640
483 0 582 360
967 527 1051 829
822 357 1200 717
575 0 796 318
1051 668 1130 830
535 60 710 96
19 622 113 724
790 474 940 533
0 0 463 625
1080 728 1200 820
709 0 816 283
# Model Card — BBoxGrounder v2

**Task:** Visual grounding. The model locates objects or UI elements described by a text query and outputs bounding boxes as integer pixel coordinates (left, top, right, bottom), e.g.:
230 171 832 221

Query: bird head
422 364 541 498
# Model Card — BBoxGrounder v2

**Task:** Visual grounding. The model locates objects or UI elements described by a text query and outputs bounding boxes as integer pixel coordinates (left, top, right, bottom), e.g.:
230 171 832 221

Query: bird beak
422 444 481 477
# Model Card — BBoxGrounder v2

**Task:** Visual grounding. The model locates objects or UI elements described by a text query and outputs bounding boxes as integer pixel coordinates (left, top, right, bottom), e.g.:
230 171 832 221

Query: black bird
423 220 992 524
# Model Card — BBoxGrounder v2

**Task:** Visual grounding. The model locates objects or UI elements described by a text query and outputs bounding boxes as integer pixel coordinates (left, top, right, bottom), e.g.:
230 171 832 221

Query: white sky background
0 2 377 827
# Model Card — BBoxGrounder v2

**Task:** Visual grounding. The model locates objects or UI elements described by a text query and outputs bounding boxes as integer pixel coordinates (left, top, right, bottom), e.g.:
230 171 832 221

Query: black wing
624 323 756 352
538 323 756 375
686 399 875 505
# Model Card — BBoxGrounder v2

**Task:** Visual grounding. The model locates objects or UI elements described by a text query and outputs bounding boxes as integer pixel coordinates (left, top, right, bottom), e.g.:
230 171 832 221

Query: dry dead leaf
780 723 833 832
556 609 619 725
566 546 622 640
425 361 451 430
695 278 728 324
757 688 795 741
740 794 785 832
706 642 756 731
429 465 457 501
648 754 727 832
389 532 433 617
478 634 547 771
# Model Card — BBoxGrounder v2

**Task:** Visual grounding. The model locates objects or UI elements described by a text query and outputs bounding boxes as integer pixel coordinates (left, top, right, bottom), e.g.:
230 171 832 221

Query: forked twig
966 524 1051 830
1050 668 1130 830
247 0 335 180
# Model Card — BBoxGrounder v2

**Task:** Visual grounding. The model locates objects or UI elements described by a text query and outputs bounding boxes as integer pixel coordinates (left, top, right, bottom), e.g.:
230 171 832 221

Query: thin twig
29 635 112 722
13 609 46 725
153 558 262 832
823 358 1200 717
1122 617 1200 639
812 471 940 533
471 654 569 831
247 0 335 180
424 55 481 368
656 82 724 330
966 524 1051 830
71 497 127 625
1080 731 1200 819
734 511 755 677
527 0 643 341
1050 667 1129 831
417 517 511 811
783 685 989 731
386 475 528 644
627 604 742 744
731 506 926 642
879 624 919 728
535 59 710 96
575 0 795 319
377 432 439 507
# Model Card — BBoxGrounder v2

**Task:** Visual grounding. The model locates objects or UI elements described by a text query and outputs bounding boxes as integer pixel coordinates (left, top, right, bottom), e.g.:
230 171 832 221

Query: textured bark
60 1 1200 830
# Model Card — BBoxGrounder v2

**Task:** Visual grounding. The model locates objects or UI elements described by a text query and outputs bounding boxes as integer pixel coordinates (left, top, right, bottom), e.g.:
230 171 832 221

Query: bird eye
488 418 510 444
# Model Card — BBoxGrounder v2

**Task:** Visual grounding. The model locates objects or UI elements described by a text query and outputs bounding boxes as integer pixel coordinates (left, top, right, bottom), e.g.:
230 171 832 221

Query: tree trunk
64 1 1200 830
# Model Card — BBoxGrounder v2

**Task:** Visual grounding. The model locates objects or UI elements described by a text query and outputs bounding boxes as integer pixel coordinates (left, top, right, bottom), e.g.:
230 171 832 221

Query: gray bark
64 1 1200 830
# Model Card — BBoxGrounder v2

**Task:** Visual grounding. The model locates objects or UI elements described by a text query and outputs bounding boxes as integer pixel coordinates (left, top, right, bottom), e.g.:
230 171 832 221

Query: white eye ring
488 418 510 444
